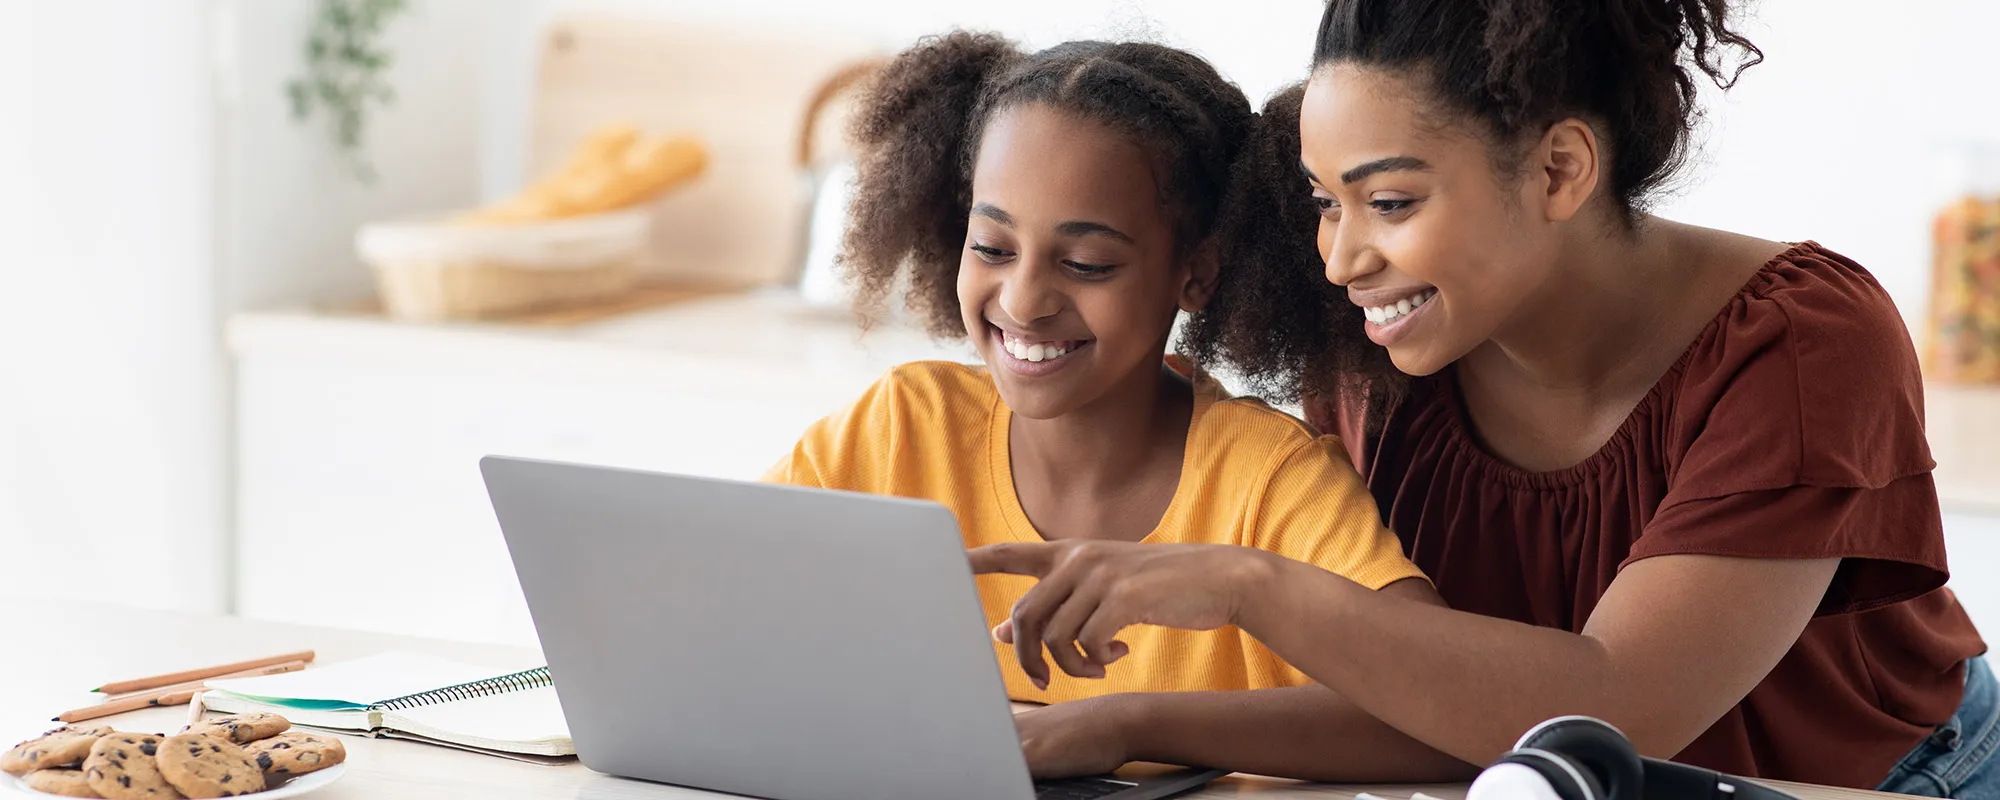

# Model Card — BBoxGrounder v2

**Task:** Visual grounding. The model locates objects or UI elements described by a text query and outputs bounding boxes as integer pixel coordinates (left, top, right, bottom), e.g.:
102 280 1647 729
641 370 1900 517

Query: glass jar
1923 145 2000 383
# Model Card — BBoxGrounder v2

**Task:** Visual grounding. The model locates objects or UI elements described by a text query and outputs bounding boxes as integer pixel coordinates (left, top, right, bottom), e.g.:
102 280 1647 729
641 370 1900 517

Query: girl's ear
1179 239 1221 313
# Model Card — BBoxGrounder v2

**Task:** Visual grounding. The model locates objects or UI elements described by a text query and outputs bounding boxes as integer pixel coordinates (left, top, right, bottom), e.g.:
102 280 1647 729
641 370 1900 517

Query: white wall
1663 0 2000 329
2 1 225 610
480 0 1999 326
0 0 490 611
218 0 490 312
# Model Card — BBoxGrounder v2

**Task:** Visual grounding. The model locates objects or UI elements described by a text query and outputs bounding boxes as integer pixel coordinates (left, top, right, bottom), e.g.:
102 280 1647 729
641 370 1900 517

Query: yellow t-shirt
764 361 1426 703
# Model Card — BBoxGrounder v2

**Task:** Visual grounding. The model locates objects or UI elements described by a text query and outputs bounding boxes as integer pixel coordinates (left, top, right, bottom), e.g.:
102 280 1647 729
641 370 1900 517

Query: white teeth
1364 289 1436 326
999 331 1071 363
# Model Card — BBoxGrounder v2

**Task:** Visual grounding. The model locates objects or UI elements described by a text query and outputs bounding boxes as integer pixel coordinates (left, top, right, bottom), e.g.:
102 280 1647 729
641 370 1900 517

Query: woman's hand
969 540 1283 687
1013 697 1139 779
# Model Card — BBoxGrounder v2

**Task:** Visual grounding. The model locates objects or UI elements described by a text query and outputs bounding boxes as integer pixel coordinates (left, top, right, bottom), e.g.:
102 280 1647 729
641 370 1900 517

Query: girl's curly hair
839 31 1256 340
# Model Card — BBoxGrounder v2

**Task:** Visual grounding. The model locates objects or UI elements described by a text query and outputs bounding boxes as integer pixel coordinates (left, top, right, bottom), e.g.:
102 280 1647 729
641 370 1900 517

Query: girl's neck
1008 360 1194 541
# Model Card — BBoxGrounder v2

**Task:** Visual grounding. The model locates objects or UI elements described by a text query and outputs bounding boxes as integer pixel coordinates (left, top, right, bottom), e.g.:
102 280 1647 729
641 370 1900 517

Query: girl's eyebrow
1055 221 1135 244
973 203 1134 244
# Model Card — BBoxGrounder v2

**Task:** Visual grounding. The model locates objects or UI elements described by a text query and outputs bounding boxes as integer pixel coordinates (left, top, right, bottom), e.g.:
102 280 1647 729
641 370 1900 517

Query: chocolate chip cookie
22 767 100 797
155 734 263 799
83 733 181 799
243 731 344 778
181 714 288 746
4 726 115 775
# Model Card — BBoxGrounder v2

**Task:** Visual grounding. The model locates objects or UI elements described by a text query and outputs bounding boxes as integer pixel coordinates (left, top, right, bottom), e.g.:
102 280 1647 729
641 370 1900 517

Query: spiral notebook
200 652 574 762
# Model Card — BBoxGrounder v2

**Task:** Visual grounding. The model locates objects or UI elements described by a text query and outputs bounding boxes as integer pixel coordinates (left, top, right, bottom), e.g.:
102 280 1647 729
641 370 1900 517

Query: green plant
286 0 409 183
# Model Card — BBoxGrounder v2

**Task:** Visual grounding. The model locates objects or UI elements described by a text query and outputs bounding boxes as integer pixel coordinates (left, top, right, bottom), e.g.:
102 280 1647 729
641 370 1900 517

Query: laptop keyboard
1034 778 1140 799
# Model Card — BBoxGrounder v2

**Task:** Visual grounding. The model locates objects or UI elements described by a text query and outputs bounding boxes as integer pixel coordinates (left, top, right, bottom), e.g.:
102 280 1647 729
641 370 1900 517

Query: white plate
3 761 347 798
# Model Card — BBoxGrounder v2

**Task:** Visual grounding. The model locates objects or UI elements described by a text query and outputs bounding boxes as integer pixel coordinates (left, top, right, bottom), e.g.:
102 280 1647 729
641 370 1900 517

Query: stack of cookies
2 713 344 798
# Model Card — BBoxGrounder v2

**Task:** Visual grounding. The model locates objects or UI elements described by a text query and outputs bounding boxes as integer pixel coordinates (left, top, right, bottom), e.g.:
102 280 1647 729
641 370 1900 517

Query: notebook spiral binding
367 666 554 712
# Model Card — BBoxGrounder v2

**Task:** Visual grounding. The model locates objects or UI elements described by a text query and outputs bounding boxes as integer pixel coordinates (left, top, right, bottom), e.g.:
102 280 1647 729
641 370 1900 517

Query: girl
974 0 1996 794
766 31 1438 777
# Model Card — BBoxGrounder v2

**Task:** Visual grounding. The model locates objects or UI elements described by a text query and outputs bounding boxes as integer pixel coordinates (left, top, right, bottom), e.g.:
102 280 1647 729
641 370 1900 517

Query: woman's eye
1370 198 1415 215
1313 196 1337 212
969 244 1011 263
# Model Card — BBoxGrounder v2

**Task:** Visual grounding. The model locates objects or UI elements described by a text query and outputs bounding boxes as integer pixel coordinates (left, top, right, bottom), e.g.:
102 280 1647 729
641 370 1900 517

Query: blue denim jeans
1877 656 2000 798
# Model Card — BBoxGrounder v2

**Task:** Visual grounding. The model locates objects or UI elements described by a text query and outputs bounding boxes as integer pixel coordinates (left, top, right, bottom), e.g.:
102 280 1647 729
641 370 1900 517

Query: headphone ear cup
1515 717 1645 800
1474 751 1603 800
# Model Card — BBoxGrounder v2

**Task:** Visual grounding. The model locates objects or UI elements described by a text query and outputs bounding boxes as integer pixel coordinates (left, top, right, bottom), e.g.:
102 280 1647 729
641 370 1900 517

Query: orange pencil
92 650 314 695
105 660 308 701
55 688 201 724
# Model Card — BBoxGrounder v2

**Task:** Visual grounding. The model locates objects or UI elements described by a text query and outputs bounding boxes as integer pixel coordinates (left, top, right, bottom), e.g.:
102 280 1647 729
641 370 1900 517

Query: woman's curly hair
1189 0 1764 426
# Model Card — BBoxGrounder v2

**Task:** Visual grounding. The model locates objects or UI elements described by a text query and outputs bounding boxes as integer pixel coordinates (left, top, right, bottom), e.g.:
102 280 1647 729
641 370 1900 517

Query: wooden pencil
55 688 201 723
105 660 308 701
92 650 315 695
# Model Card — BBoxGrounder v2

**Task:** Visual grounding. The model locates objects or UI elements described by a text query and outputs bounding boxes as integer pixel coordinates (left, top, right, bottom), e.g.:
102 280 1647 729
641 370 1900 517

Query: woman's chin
1385 342 1453 378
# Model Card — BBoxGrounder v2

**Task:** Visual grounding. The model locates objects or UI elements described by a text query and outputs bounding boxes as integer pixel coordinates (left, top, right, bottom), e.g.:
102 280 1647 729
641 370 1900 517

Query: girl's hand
969 541 1281 687
1013 696 1138 779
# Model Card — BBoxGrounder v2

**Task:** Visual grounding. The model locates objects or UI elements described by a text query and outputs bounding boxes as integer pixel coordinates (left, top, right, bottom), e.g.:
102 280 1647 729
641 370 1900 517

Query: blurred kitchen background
3 0 1997 646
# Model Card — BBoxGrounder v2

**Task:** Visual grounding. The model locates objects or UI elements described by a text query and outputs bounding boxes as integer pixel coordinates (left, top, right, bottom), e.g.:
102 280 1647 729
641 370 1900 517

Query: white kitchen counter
227 291 2000 643
228 289 973 399
227 290 972 644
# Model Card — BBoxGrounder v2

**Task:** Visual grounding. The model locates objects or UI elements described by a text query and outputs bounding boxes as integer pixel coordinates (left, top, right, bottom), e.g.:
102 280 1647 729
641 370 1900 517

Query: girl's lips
989 325 1091 377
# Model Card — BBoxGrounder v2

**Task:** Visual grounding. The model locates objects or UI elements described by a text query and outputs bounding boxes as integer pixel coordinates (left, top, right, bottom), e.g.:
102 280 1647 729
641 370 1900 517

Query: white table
1 597 1913 800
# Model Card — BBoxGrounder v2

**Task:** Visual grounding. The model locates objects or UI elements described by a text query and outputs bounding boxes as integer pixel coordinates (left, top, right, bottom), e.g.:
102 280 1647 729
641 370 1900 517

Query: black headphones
1469 716 1800 800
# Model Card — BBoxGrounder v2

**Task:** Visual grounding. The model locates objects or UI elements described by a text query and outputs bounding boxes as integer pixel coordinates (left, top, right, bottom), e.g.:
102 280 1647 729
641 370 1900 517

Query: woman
981 0 1992 794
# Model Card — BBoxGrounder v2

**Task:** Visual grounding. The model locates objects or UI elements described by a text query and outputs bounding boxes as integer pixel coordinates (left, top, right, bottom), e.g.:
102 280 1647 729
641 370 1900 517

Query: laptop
481 455 1227 800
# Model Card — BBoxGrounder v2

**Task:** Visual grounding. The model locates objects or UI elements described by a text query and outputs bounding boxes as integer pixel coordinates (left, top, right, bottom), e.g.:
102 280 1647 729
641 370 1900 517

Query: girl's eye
1313 196 1337 212
1370 198 1415 214
969 244 1011 263
1064 261 1116 277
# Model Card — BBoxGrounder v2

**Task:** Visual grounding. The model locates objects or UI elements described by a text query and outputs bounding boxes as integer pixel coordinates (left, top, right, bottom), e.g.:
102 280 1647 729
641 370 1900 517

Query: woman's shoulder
1669 241 1932 493
1732 241 1914 348
1680 240 1921 402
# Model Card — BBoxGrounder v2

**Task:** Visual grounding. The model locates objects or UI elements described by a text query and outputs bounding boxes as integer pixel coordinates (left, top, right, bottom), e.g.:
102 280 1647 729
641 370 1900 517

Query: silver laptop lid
482 456 1034 800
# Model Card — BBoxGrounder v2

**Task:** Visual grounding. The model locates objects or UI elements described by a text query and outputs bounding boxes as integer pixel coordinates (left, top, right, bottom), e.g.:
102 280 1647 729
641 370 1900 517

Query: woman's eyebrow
1340 156 1432 184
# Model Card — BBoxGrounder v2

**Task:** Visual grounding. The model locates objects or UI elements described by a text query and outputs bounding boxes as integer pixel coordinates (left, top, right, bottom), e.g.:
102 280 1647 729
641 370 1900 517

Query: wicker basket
357 207 650 321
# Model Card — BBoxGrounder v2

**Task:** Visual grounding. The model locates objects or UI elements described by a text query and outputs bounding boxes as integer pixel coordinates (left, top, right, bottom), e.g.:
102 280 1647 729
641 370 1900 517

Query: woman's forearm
1109 685 1480 783
1233 553 1837 765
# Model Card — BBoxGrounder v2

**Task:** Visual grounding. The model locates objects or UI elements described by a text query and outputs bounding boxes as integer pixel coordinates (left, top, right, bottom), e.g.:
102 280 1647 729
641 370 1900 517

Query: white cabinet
1946 512 2000 636
229 291 968 645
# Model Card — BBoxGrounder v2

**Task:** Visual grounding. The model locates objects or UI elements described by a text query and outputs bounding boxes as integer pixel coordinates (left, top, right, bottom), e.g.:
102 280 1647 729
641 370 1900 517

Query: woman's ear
1535 118 1602 224
1179 240 1221 313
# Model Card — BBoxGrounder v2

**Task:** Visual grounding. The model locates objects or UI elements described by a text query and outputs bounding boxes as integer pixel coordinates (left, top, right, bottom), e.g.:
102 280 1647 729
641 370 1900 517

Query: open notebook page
204 652 543 709
380 686 574 756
